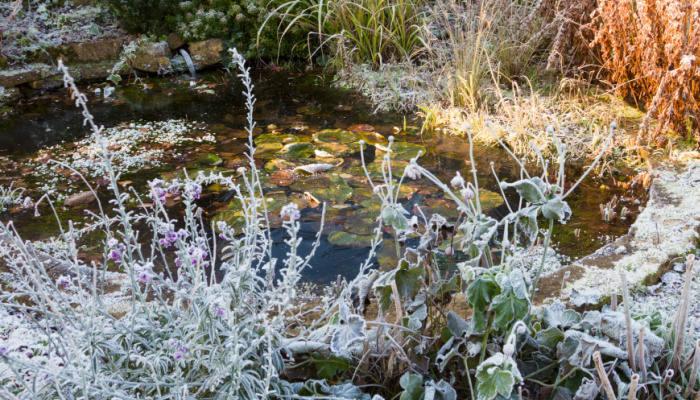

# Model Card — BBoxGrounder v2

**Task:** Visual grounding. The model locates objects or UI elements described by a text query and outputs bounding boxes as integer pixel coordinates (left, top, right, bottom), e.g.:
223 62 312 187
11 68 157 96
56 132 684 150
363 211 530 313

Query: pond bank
535 161 700 307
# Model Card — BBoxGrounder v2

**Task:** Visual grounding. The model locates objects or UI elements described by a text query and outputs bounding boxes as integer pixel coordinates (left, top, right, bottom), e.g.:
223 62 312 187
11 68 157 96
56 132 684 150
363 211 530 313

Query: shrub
262 0 425 66
98 0 173 34
98 0 305 59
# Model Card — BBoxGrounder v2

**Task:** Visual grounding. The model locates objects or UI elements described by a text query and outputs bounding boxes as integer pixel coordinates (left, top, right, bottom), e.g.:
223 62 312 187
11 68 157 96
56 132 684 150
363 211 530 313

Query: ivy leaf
467 276 499 310
330 314 366 357
535 326 565 351
543 301 581 329
382 203 409 231
515 206 539 243
314 356 351 380
399 373 424 400
467 276 499 332
490 292 528 332
395 264 423 300
475 353 522 400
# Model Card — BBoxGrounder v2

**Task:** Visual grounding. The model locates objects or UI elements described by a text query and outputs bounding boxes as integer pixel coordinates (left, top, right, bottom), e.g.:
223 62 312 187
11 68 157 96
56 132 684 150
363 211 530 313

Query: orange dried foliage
545 0 699 146
590 0 699 145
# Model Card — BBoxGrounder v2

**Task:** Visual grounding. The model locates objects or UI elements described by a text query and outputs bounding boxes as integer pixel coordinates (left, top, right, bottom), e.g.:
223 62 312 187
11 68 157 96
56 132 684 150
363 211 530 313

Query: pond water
0 70 644 283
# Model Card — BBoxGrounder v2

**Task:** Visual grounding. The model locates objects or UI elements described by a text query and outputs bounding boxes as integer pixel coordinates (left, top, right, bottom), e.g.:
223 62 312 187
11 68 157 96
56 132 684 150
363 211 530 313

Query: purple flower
280 203 300 221
0 345 8 357
173 346 187 360
134 262 154 282
107 238 125 262
184 182 202 200
57 275 71 288
109 250 122 261
215 308 224 317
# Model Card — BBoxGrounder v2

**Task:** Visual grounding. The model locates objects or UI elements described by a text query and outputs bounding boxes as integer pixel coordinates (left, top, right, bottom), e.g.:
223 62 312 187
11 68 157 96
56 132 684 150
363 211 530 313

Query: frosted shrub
0 49 342 399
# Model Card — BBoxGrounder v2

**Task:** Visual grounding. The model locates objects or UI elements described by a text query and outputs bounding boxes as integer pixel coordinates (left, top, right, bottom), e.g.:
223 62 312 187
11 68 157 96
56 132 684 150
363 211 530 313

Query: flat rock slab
0 64 53 87
535 162 700 307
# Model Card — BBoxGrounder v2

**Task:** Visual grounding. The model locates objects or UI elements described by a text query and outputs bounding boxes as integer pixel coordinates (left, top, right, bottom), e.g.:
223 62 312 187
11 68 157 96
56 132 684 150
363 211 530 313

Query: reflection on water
0 70 644 283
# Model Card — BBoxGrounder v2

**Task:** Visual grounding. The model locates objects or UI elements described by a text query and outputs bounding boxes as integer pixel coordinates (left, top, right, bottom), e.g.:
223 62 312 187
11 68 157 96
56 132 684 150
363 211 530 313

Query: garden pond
0 70 646 284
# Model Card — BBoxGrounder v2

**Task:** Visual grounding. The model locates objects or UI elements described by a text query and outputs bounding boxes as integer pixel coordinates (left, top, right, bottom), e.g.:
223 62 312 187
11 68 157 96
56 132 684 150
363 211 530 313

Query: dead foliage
540 0 699 147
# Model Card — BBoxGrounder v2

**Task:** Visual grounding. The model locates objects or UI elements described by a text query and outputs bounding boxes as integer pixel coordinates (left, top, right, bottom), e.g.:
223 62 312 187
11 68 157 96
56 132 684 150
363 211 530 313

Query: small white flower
450 172 465 188
404 162 421 180
461 188 474 201
503 343 515 358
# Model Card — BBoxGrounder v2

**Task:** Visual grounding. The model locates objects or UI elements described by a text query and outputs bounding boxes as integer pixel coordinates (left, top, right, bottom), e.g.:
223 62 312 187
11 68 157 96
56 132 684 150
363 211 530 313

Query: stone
188 39 223 69
64 191 97 207
69 39 123 63
130 42 171 73
72 61 118 81
166 33 185 50
536 162 700 306
28 75 63 90
0 65 51 87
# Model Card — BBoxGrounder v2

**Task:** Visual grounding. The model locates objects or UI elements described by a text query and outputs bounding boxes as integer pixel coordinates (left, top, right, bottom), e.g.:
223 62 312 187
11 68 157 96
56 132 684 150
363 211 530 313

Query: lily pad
198 153 222 166
360 131 388 147
255 132 311 145
478 189 505 210
290 174 353 203
264 158 296 171
381 141 425 161
327 231 374 248
314 129 362 145
256 142 283 156
279 142 314 159
317 142 354 157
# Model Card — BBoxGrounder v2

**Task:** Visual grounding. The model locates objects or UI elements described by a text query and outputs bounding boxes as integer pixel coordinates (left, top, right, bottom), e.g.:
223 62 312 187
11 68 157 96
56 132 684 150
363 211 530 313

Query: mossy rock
327 231 374 248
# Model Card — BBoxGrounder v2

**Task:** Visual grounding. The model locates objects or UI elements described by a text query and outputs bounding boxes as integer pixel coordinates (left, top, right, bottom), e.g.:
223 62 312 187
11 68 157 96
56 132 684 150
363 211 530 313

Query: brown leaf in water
271 170 295 187
348 124 375 133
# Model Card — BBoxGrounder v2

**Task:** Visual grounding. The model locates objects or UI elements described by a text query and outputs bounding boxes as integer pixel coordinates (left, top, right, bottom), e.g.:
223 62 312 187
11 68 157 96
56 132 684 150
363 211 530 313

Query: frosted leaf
330 314 366 357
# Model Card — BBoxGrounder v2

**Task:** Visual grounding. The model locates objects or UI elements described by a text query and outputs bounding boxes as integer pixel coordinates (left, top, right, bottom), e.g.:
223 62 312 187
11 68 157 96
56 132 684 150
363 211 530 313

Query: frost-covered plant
348 121 698 399
0 49 360 399
0 182 26 213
